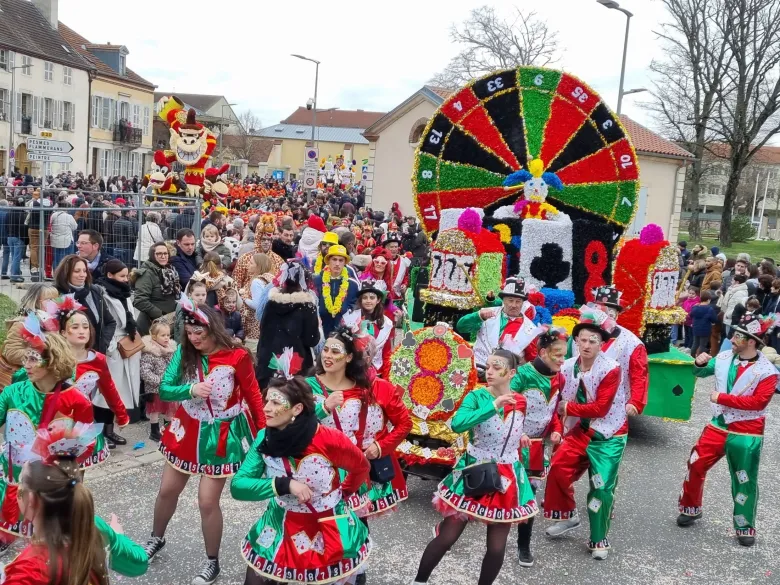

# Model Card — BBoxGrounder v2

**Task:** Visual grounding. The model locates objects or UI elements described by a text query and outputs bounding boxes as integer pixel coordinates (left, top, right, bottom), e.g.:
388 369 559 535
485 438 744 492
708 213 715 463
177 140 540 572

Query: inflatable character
156 95 217 197
202 163 230 206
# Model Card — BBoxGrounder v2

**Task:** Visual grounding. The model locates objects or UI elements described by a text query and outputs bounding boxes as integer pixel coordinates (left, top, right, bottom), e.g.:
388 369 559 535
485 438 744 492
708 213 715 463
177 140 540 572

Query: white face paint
604 306 619 319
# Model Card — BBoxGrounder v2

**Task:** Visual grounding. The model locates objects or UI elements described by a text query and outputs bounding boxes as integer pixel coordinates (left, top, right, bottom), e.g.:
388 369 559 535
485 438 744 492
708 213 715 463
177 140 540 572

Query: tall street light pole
597 0 633 115
7 64 32 177
292 54 320 199
219 102 237 164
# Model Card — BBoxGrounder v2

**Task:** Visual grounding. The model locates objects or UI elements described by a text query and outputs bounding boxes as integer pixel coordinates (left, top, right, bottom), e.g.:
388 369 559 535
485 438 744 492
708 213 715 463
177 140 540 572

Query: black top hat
356 279 387 300
592 284 624 311
732 313 771 345
499 277 527 300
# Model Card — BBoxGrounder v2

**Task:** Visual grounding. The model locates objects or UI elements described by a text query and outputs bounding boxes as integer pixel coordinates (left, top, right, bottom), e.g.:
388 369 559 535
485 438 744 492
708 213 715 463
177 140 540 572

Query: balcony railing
63 122 71 132
43 119 52 129
21 116 32 135
112 120 142 145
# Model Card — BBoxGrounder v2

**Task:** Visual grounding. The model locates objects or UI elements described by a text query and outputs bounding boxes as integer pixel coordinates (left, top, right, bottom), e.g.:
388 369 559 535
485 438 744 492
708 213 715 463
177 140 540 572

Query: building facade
0 0 92 177
59 24 156 181
362 86 693 242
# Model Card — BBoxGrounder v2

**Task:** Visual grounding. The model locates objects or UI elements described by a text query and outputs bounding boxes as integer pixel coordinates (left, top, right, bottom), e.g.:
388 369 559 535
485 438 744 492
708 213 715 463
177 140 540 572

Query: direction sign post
27 153 73 163
27 138 74 154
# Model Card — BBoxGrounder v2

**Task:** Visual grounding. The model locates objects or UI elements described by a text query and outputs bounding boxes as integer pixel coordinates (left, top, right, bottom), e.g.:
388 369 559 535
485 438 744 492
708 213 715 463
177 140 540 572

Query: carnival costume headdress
573 305 616 342
45 295 86 331
20 310 59 352
178 293 210 327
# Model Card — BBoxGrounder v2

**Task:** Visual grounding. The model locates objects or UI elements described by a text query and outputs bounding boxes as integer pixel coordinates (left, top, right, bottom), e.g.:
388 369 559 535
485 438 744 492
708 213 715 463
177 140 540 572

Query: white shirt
49 210 78 248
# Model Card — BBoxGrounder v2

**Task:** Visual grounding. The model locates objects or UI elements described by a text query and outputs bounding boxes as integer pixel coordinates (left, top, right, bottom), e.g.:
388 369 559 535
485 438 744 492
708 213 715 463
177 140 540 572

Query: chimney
32 0 59 30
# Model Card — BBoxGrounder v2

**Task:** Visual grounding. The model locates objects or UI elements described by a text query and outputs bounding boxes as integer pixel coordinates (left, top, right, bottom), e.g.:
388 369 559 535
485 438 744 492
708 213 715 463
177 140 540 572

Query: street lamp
623 88 647 96
291 53 320 152
219 103 237 163
597 0 633 115
6 64 33 177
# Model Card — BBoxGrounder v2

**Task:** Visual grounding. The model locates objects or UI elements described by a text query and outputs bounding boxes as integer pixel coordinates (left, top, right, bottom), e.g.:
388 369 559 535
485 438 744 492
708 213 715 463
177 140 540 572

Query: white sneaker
591 548 609 560
545 516 581 538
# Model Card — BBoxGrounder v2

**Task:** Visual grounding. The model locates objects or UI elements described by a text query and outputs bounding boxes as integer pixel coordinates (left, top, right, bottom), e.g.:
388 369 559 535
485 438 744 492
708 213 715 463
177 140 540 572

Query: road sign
304 169 317 189
8 149 14 159
304 147 319 171
27 138 74 154
27 153 73 163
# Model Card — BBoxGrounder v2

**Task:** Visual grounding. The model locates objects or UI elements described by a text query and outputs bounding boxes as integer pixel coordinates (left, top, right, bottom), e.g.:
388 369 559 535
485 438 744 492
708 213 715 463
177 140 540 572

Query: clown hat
732 313 772 345
572 306 616 342
592 284 625 312
357 279 387 300
499 276 528 300
325 245 349 262
307 215 326 233
322 231 340 245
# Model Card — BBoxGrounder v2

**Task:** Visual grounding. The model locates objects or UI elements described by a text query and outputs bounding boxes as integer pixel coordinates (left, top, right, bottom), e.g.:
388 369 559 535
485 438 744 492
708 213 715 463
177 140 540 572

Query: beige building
363 86 694 242
59 24 156 180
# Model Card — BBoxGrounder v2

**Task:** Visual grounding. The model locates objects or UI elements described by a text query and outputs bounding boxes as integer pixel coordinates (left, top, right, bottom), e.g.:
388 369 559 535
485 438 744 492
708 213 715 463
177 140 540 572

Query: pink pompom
513 199 529 213
639 223 665 245
457 208 482 234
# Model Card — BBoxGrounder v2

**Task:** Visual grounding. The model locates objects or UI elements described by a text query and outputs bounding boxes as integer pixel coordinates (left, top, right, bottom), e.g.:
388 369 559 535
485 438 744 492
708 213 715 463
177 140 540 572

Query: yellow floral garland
323 267 349 317
314 254 325 275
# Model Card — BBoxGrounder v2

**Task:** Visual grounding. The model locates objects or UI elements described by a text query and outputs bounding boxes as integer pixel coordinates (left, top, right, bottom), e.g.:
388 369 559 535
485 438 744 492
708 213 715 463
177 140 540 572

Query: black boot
676 512 701 527
105 423 127 446
103 426 116 450
149 422 162 442
517 516 534 567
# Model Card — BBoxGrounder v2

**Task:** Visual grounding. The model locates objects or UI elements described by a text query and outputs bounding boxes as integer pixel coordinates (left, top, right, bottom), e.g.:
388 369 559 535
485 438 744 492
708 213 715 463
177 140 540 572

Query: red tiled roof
58 23 154 89
619 116 694 160
281 107 385 129
425 85 455 99
706 142 780 165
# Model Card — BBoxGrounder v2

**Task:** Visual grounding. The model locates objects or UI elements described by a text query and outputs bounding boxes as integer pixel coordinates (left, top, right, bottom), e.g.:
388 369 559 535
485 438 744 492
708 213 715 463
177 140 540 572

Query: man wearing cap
584 285 648 419
312 231 340 276
457 277 540 379
677 313 777 547
314 244 359 337
544 307 624 560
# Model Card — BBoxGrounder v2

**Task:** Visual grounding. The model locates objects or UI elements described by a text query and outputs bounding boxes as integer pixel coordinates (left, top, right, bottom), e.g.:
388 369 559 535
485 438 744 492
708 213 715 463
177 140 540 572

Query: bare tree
713 0 780 246
219 109 261 162
645 0 731 240
428 6 560 90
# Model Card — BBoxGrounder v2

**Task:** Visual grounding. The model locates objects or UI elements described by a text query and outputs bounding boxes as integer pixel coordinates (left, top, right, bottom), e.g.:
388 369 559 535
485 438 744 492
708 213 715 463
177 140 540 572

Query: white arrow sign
27 153 73 163
27 138 74 154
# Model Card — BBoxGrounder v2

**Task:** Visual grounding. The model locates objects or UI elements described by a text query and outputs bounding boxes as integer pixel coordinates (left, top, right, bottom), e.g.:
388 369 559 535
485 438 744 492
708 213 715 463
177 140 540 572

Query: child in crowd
678 285 700 349
173 280 208 343
140 320 178 442
708 281 723 353
689 290 718 357
192 252 234 308
220 288 244 344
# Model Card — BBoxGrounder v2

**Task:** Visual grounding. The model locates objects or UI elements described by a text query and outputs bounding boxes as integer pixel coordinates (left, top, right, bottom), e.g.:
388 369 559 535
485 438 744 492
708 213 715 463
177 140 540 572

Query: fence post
137 190 143 270
38 197 45 281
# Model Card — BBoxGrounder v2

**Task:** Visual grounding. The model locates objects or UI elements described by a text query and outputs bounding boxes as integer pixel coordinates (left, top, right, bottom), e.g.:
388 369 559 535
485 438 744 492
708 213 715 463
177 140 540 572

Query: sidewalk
83 420 164 480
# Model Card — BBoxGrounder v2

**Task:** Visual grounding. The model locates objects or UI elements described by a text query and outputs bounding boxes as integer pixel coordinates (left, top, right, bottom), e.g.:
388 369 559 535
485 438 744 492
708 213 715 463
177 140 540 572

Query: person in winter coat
701 256 723 292
688 259 706 289
132 242 181 336
297 214 327 265
49 203 78 270
719 273 749 337
112 210 138 267
140 320 178 442
197 224 232 269
53 254 117 355
255 260 320 388
762 278 780 316
170 228 200 289
219 288 244 342
135 211 164 265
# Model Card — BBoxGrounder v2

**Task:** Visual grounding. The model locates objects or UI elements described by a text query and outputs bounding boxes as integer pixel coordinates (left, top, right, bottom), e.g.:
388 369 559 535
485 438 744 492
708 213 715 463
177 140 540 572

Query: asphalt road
74 375 780 585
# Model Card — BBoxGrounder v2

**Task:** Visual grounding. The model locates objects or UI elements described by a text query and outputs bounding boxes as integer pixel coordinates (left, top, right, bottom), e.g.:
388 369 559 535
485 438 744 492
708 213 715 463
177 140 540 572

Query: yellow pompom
528 158 545 178
552 315 578 335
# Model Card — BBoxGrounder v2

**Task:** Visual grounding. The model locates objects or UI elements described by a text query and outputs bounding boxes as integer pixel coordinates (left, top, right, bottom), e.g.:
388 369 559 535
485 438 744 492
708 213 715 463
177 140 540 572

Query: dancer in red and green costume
457 277 542 380
0 314 101 545
143 298 265 585
589 285 649 419
410 349 537 585
510 327 567 567
543 307 624 560
677 313 778 547
231 375 371 585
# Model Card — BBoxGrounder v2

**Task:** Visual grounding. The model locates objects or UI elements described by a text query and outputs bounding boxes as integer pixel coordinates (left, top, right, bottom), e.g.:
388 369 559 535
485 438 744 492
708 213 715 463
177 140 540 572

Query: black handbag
357 398 396 485
462 409 515 498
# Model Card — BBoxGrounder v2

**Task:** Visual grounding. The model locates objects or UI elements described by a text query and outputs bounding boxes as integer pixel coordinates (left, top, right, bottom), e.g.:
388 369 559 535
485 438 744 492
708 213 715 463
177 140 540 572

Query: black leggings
93 405 114 425
414 516 511 585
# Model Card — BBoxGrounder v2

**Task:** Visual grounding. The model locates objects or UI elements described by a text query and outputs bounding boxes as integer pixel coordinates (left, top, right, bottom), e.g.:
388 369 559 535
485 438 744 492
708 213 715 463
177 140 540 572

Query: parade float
394 66 694 475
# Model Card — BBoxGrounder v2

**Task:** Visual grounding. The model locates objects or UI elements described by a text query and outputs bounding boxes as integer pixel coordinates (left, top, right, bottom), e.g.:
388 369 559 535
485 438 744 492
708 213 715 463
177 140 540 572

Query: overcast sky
59 0 668 130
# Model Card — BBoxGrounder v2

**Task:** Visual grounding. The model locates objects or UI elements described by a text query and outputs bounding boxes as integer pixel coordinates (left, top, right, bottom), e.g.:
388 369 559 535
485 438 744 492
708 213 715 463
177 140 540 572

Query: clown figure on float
497 159 564 221
156 95 217 197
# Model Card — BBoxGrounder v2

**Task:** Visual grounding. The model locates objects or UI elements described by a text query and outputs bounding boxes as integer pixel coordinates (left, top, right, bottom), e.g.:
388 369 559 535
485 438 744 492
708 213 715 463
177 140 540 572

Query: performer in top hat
543 307 624 560
677 313 778 547
581 285 648 419
457 277 541 379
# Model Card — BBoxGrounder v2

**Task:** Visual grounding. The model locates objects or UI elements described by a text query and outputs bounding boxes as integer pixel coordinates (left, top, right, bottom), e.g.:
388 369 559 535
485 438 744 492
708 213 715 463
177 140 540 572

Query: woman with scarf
96 258 142 424
53 254 116 354
231 374 372 585
198 224 233 270
307 327 412 584
144 301 265 585
132 242 181 336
